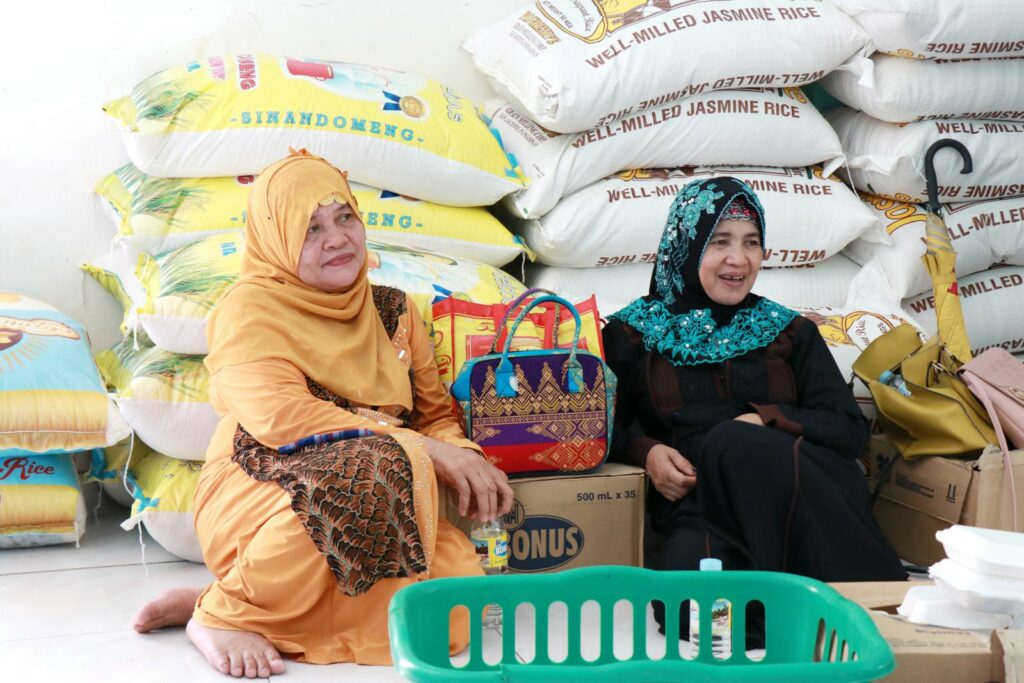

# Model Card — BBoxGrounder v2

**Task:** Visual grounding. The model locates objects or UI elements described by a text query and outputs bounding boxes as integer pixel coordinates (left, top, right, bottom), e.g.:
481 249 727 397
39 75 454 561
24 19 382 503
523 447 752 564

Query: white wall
0 0 521 351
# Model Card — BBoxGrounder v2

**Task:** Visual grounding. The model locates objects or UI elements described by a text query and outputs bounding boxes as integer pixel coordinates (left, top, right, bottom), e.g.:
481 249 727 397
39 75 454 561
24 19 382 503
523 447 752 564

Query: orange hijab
205 149 412 410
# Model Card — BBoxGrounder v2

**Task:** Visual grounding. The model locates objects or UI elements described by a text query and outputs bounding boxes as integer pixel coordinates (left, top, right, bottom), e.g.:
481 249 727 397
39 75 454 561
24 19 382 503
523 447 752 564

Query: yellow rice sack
82 440 150 508
120 449 203 562
96 340 218 461
103 55 526 206
0 452 86 548
85 233 527 355
0 291 130 454
95 164 529 265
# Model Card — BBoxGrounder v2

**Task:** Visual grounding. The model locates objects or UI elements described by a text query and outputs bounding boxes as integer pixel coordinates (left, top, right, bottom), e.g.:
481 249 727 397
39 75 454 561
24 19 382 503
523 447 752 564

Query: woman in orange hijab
135 150 513 678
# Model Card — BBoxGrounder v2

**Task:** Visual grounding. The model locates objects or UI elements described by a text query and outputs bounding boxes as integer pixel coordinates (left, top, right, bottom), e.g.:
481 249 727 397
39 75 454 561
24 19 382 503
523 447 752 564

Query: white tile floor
0 489 410 681
0 487 723 681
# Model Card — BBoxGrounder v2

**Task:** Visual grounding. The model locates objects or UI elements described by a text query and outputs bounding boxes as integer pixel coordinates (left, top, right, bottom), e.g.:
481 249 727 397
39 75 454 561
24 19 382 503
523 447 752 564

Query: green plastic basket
388 565 894 682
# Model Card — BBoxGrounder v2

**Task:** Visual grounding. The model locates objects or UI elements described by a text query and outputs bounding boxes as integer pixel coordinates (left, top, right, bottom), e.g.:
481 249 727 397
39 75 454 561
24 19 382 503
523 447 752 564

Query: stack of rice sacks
0 291 131 549
84 55 531 561
825 0 1024 370
464 0 916 429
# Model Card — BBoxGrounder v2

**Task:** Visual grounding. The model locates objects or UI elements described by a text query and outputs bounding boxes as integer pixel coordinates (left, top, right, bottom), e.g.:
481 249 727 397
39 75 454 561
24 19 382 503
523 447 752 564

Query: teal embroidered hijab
610 177 798 366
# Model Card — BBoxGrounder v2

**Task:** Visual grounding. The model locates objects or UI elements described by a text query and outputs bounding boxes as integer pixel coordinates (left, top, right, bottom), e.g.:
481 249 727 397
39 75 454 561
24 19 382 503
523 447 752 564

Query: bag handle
851 324 922 384
502 294 583 357
488 287 559 355
495 294 586 398
960 369 1019 532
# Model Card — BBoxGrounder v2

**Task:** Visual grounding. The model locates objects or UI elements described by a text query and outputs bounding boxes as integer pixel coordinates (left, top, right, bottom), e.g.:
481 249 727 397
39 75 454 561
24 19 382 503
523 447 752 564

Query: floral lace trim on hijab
612 297 798 366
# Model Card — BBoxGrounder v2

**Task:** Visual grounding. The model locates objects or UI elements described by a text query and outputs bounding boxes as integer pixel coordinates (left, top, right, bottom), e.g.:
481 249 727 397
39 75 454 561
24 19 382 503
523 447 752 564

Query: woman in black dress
603 177 906 616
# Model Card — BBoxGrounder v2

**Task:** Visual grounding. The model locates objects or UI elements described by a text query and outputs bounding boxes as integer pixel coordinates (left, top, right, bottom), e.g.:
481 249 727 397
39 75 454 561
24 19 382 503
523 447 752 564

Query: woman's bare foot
187 618 286 678
133 587 204 633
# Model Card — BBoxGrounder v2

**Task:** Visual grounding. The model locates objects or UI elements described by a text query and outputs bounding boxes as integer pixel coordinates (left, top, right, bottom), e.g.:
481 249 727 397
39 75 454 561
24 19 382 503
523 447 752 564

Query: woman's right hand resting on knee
422 437 514 521
646 445 697 502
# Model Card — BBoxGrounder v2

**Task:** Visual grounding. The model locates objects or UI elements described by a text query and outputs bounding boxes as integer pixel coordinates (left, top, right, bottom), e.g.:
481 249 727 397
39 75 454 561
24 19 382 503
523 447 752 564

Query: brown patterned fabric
231 285 428 597
371 285 407 338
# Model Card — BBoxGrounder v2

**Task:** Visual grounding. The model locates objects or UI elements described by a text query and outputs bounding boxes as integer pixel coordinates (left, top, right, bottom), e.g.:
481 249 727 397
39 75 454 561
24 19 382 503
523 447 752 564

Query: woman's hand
423 437 514 521
645 445 697 502
734 413 765 426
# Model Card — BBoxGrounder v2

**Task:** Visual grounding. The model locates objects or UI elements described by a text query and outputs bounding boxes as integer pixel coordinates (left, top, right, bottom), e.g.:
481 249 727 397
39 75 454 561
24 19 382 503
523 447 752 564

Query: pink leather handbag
959 349 1024 530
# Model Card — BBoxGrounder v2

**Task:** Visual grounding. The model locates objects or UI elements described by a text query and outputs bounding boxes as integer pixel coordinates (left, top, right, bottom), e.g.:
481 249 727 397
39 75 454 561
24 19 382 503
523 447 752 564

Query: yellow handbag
852 323 995 459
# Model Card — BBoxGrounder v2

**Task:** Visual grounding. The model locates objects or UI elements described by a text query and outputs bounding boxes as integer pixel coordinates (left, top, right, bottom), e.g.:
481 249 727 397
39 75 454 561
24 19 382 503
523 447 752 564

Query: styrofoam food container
897 584 1013 631
929 558 1024 614
936 525 1024 579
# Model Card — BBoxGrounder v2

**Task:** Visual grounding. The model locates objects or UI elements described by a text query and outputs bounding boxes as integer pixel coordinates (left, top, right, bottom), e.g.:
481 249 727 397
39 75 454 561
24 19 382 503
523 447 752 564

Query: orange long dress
192 298 481 665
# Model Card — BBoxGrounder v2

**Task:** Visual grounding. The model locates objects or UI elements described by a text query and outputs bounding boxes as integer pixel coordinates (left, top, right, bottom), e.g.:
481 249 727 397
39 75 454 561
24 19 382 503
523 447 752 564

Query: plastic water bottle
879 370 912 397
471 519 509 629
690 558 732 658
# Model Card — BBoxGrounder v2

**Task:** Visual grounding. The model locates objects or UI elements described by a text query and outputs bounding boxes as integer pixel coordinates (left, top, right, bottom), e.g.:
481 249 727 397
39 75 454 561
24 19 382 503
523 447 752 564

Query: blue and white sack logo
501 500 584 572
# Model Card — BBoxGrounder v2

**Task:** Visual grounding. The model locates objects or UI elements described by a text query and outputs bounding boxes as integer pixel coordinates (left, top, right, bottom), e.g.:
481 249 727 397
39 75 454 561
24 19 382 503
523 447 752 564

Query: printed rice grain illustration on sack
103 55 526 206
517 166 878 268
488 89 845 218
827 107 1024 203
0 291 130 455
904 264 1024 357
845 193 1024 298
822 54 1024 124
96 340 218 462
465 0 869 132
85 232 527 356
830 0 1024 60
95 164 529 265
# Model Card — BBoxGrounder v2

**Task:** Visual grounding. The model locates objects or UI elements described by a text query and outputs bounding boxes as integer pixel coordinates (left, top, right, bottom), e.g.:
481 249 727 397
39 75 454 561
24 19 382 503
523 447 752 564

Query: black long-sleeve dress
604 314 907 583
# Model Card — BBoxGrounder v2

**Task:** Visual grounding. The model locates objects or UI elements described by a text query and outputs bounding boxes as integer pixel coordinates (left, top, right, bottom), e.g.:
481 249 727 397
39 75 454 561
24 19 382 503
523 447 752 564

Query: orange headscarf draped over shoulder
205 149 413 410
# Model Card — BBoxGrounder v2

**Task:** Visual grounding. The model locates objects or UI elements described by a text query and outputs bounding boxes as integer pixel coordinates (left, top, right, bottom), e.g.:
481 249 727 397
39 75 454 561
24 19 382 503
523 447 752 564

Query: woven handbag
451 293 616 476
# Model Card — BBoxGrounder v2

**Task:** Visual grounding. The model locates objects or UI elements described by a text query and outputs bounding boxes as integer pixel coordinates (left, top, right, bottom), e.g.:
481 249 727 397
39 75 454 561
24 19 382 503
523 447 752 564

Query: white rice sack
904 264 1024 356
491 91 845 218
103 55 526 206
827 107 1024 202
527 256 860 317
846 193 1024 298
831 0 1024 59
520 166 877 267
755 257 861 310
96 341 218 462
527 263 650 316
466 0 868 133
822 55 1024 123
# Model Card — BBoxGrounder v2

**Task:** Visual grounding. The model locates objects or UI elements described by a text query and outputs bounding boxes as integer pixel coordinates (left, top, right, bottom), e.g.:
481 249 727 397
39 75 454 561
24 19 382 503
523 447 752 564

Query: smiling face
296 200 367 293
697 218 764 306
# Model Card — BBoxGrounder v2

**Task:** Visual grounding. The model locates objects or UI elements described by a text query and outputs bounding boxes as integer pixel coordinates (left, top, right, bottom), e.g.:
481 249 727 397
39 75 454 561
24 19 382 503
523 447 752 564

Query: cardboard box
831 580 1024 683
865 437 1024 566
870 611 1005 683
440 463 645 573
